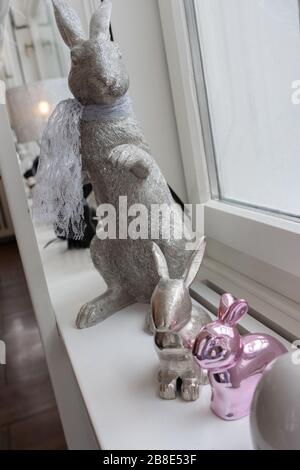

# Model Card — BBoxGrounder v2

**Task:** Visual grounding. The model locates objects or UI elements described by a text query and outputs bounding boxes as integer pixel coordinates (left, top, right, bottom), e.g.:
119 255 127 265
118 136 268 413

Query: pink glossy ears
218 293 249 326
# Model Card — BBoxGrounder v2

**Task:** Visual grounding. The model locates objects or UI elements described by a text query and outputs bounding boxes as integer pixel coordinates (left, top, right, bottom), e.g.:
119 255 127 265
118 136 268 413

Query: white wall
70 0 187 202
112 0 187 201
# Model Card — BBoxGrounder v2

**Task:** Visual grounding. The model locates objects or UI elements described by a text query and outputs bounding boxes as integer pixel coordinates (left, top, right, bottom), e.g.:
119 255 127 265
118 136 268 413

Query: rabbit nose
103 77 117 90
155 332 182 351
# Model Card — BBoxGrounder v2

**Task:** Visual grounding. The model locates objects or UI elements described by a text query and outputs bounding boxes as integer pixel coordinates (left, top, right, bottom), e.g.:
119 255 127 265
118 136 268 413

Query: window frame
159 0 300 337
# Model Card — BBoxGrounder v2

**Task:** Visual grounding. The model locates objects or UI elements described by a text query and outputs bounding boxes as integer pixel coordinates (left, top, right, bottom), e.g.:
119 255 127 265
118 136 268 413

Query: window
159 0 300 339
191 0 300 220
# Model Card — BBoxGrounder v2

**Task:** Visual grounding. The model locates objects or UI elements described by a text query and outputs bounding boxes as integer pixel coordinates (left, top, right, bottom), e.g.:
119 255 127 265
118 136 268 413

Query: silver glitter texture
52 0 198 329
151 240 211 400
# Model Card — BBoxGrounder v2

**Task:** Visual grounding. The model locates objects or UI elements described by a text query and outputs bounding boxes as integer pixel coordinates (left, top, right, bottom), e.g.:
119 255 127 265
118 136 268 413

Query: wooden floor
0 241 67 450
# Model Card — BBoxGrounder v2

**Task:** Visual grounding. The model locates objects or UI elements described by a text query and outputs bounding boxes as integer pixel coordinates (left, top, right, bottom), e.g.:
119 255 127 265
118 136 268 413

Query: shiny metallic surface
193 293 287 420
52 0 195 329
151 240 211 401
250 352 300 450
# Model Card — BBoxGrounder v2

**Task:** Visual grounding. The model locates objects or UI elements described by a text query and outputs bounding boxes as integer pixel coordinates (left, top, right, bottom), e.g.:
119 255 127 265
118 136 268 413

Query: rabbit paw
158 371 177 400
76 288 133 329
110 145 150 179
144 309 155 336
130 159 150 179
159 381 177 400
181 379 200 402
76 301 101 329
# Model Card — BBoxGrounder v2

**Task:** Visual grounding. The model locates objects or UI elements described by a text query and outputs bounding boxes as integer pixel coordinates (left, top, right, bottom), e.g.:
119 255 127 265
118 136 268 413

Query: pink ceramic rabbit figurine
193 293 287 421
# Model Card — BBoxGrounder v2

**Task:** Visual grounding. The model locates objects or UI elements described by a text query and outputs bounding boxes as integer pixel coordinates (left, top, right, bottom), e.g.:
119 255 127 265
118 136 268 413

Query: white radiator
0 176 14 238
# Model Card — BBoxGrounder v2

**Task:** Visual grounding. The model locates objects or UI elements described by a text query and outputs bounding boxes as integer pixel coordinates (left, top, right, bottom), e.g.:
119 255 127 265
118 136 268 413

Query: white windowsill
204 200 300 280
35 225 253 450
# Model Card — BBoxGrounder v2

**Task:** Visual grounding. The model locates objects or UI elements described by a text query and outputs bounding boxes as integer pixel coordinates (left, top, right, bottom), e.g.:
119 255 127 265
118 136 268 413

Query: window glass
194 0 300 218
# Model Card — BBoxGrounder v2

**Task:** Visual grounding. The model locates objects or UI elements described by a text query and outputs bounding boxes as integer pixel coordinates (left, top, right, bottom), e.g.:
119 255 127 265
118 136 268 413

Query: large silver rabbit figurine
52 0 196 330
151 238 211 401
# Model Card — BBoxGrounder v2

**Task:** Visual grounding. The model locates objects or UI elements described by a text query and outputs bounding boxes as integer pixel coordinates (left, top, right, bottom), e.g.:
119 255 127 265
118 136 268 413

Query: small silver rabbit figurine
151 237 211 401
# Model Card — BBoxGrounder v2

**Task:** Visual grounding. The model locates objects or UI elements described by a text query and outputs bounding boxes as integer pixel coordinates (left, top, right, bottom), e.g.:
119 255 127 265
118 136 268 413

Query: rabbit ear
90 0 112 39
218 293 236 319
52 0 85 49
183 236 206 287
152 243 169 279
218 295 248 326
